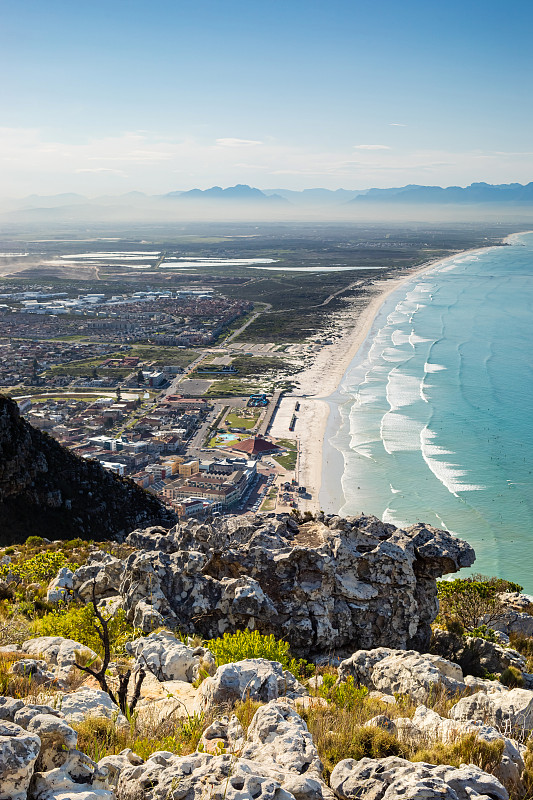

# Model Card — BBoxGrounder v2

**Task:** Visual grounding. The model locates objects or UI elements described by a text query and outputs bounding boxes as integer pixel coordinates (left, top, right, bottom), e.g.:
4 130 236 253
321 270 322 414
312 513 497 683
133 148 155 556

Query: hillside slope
0 395 177 544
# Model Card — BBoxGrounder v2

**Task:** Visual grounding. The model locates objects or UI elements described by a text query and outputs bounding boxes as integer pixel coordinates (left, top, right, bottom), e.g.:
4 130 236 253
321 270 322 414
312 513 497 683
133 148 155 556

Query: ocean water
322 232 533 591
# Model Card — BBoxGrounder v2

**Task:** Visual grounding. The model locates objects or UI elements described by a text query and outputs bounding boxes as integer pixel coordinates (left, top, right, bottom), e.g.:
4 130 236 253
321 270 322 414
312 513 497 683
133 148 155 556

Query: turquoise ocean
321 232 533 591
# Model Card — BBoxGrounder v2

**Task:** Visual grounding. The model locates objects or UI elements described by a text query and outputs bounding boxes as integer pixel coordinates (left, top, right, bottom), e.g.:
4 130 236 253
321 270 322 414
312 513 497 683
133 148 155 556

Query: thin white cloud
389 123 407 127
215 138 263 147
354 144 391 150
75 167 127 175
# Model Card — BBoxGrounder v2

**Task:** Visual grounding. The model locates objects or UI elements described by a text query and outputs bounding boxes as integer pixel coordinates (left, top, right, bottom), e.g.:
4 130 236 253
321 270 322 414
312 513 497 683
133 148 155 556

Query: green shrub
0 551 78 585
205 629 313 678
469 625 498 642
437 577 516 632
317 674 369 710
25 536 44 547
31 604 134 657
499 666 524 688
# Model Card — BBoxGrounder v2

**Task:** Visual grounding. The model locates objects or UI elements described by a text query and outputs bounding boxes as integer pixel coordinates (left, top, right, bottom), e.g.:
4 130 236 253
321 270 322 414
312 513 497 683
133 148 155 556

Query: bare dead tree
74 580 145 717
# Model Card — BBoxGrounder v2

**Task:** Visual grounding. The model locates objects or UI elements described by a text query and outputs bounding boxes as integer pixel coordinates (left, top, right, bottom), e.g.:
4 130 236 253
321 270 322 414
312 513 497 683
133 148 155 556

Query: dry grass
0 652 38 698
74 709 209 763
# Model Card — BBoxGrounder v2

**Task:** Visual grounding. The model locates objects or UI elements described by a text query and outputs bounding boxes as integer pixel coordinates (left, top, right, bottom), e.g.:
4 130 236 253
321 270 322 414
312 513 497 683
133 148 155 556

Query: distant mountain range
2 182 533 223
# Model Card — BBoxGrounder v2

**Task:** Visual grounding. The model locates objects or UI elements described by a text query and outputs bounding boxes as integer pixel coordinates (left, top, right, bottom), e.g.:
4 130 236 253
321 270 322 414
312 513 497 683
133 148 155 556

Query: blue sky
1 0 533 194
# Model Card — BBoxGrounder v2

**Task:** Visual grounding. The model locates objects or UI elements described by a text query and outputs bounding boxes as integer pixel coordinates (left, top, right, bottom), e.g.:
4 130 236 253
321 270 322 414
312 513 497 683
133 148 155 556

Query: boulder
132 601 165 633
0 695 24 722
74 513 475 656
10 658 56 686
22 636 99 683
46 567 74 604
431 629 525 676
450 687 533 735
14 704 63 729
27 713 78 770
330 756 508 800
125 630 214 682
71 551 123 603
338 648 465 701
410 705 525 787
195 659 306 711
50 687 128 727
199 715 245 754
116 701 333 800
98 748 144 788
0 720 41 800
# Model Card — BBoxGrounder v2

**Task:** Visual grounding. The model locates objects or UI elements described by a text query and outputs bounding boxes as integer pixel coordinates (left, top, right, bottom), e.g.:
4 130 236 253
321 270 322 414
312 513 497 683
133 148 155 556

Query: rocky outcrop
117 700 333 800
22 636 99 685
330 756 508 800
337 648 466 701
125 630 215 683
0 720 41 800
0 394 177 545
71 512 474 656
431 630 526 677
195 660 307 712
450 687 533 736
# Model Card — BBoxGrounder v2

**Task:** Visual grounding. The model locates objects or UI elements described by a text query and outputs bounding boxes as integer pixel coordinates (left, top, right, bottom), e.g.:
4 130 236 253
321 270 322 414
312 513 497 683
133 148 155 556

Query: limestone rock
125 630 215 682
450 687 533 736
10 658 56 686
132 601 165 632
338 648 465 701
46 567 74 604
50 687 128 727
73 513 474 656
98 748 144 787
0 695 24 721
195 659 306 712
199 715 245 754
431 629 525 676
0 720 41 800
14 704 63 730
330 756 508 800
22 636 99 683
27 712 78 770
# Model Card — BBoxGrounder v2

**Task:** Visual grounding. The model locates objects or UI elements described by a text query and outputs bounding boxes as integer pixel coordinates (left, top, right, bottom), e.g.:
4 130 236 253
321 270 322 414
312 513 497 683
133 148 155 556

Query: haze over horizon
2 0 533 198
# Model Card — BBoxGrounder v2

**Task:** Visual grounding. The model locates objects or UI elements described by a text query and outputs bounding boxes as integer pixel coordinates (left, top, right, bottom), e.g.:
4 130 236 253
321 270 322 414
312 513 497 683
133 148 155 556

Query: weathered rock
195 659 306 711
27 713 78 770
330 756 508 800
46 567 74 603
338 648 465 701
98 748 144 787
49 687 128 727
10 658 56 686
72 513 474 655
0 720 41 800
431 629 525 677
132 601 165 632
31 751 114 800
14 704 63 729
72 551 124 603
199 715 245 754
411 705 525 787
0 695 24 721
117 702 333 800
450 687 533 735
125 630 214 682
22 636 99 683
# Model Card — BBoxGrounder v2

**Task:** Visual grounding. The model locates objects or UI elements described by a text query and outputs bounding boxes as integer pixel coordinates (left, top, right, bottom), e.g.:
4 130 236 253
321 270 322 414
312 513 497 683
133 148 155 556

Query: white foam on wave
420 426 486 495
380 411 422 454
389 483 401 494
424 363 447 373
409 330 432 346
382 347 410 363
391 329 411 346
386 371 421 412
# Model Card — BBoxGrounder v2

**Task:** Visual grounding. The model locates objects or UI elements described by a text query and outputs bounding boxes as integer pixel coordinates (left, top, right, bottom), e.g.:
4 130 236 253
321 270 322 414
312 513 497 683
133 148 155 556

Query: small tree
437 576 522 632
74 582 144 717
137 369 144 385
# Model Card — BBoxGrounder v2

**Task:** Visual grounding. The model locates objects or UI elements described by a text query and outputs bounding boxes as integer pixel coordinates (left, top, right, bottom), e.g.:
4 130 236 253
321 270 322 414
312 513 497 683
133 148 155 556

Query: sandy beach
269 246 495 512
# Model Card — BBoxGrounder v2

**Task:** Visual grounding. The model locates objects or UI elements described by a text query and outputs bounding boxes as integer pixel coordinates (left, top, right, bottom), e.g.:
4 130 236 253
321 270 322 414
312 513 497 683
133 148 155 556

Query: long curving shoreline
269 245 501 512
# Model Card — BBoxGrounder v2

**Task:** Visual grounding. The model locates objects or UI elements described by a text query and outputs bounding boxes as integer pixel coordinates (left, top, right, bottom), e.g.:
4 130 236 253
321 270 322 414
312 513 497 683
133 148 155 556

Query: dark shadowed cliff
0 395 177 544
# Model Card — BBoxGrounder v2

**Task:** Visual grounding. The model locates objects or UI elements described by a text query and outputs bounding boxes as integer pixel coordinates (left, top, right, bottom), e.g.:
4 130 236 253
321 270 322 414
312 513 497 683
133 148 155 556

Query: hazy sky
2 0 533 195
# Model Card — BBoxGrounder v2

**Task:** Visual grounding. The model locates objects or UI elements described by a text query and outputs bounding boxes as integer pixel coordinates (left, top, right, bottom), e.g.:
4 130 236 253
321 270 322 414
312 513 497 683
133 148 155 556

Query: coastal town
0 280 316 520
